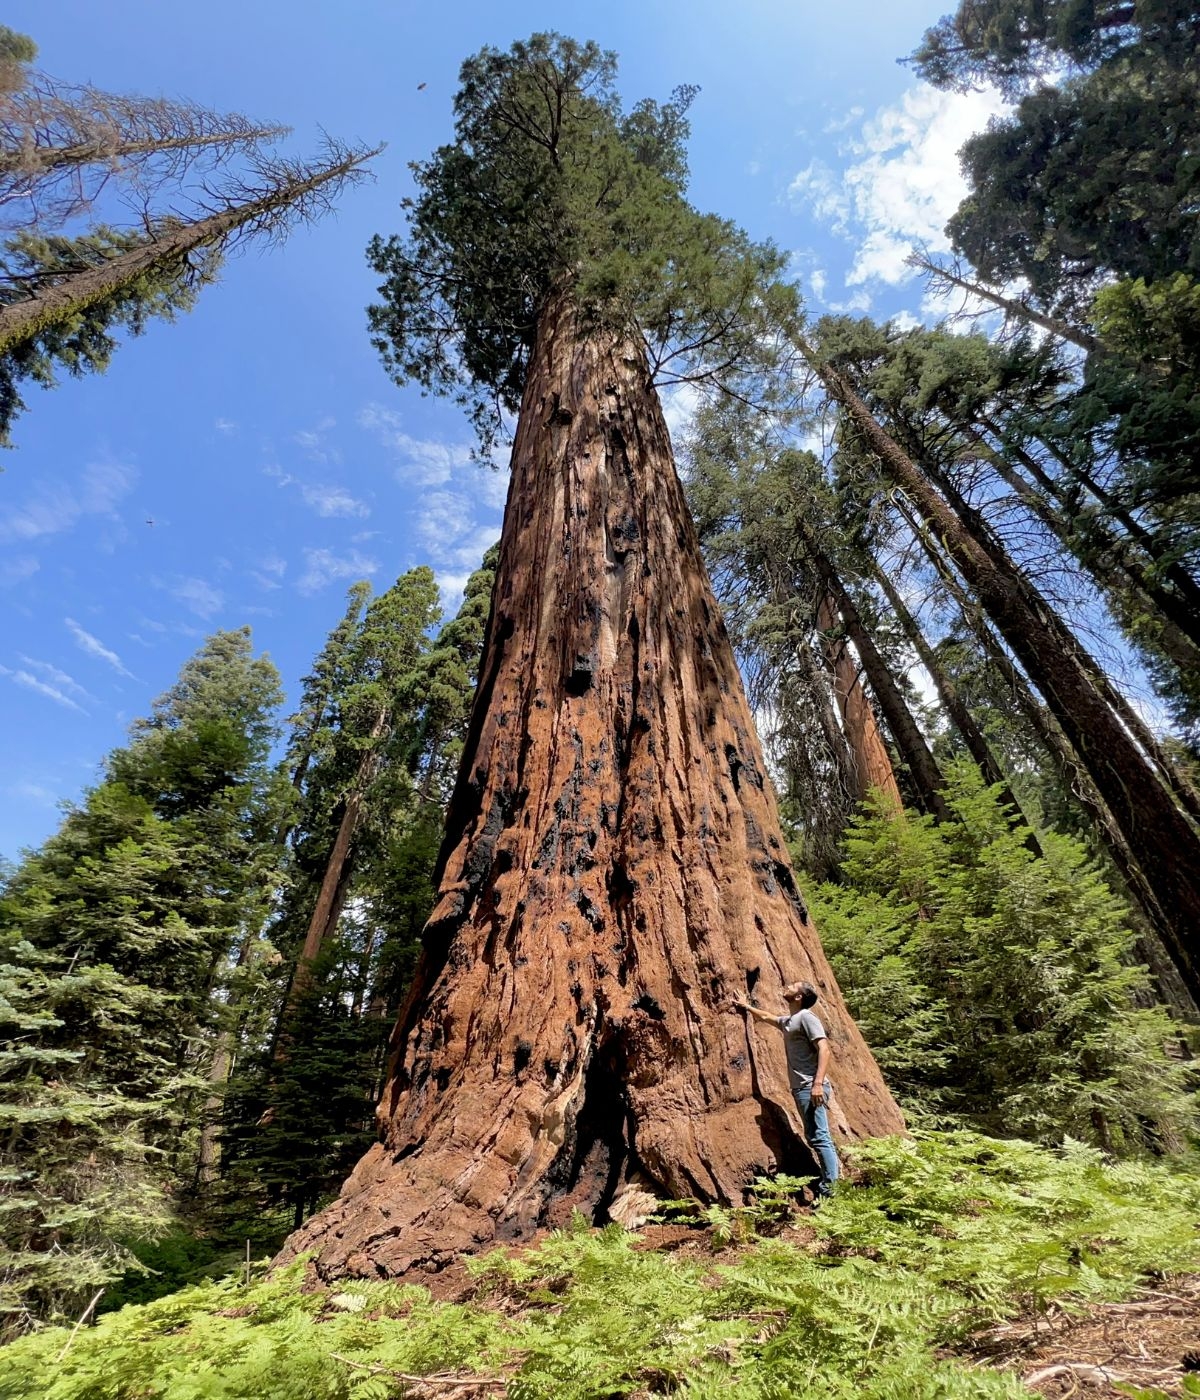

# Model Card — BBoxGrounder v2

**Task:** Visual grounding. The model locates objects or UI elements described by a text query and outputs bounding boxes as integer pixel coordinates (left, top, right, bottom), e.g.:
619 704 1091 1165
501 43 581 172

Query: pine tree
796 329 1200 1006
0 140 376 442
813 765 1197 1154
282 33 902 1283
217 562 494 1228
0 631 287 1333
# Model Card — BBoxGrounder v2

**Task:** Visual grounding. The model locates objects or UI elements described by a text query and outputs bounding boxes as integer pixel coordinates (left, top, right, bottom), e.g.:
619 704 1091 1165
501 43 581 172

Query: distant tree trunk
813 593 903 810
964 421 1200 667
870 562 1040 850
909 254 1099 353
282 710 388 1021
280 290 903 1279
1014 418 1200 602
807 538 949 821
195 931 256 1186
0 142 372 355
805 343 1200 1005
892 490 1200 1022
901 408 1200 822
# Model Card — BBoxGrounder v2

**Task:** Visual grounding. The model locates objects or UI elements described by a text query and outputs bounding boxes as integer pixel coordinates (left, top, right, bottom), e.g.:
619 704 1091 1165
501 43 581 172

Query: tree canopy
366 32 792 450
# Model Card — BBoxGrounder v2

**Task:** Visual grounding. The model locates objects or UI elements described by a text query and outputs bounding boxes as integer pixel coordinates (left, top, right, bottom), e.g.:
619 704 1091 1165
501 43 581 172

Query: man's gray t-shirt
776 1009 827 1089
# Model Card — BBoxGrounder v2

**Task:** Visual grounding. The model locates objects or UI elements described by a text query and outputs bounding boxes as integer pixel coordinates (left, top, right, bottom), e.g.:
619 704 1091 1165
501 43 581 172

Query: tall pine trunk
895 494 1198 1021
869 563 1038 848
280 292 903 1278
808 538 948 821
805 346 1200 1000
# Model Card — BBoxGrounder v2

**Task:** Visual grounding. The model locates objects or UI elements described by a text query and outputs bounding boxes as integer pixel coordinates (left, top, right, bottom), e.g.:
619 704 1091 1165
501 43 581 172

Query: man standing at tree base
735 982 840 1200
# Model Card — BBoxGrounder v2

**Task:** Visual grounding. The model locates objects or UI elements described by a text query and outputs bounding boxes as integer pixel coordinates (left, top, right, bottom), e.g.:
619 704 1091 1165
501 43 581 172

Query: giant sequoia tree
283 35 901 1279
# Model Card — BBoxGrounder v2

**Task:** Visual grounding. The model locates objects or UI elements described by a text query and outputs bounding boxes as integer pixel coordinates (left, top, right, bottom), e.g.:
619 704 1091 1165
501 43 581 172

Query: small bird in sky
417 81 427 90
145 518 155 526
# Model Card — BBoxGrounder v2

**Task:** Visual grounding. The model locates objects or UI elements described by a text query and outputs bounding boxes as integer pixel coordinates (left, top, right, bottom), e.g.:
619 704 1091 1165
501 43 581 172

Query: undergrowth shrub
3 1132 1197 1400
810 769 1198 1153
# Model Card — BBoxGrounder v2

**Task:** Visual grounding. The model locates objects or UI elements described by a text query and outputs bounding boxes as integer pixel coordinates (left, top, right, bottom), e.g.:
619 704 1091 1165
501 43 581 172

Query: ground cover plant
5 1131 1199 1400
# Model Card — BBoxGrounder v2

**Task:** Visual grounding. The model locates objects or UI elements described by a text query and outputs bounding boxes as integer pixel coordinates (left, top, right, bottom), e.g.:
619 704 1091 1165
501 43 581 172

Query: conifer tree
814 766 1197 1154
218 561 494 1227
283 33 902 1283
0 140 376 442
797 332 1200 1004
0 630 286 1334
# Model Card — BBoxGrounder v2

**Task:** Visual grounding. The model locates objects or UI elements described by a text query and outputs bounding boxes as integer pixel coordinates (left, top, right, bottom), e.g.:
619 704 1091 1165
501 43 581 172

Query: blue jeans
795 1080 839 1196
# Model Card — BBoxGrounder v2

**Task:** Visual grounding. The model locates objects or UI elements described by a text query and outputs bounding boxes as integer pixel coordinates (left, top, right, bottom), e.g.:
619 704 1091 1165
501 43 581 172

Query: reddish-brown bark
814 594 903 810
279 293 903 1278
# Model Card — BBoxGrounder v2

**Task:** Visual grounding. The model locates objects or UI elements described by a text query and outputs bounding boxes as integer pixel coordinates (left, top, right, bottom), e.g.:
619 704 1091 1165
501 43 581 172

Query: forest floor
972 1273 1200 1397
403 1220 1200 1398
8 1133 1200 1400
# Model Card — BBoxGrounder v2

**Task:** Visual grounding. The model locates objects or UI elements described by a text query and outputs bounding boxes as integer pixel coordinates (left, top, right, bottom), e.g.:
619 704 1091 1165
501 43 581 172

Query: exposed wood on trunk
279 292 903 1279
813 593 903 810
805 343 1200 1005
808 541 949 821
870 563 1040 853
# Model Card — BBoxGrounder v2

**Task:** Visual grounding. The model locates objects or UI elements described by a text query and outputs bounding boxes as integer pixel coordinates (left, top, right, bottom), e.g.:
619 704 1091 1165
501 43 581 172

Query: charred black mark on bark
513 1041 533 1075
606 861 635 904
771 860 809 922
576 890 604 931
566 654 595 696
633 993 666 1021
725 742 742 792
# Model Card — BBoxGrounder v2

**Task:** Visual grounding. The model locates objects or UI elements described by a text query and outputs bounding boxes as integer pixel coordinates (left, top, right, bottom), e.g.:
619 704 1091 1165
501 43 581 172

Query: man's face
782 983 806 1006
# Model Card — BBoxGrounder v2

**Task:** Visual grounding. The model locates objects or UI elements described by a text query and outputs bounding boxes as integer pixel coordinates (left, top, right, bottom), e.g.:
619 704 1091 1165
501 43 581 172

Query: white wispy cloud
214 418 238 435
0 555 39 586
264 462 368 520
8 780 58 806
791 83 1008 290
0 461 136 544
299 482 370 518
358 403 476 486
0 663 87 713
296 547 380 595
293 416 339 465
171 577 225 619
65 618 136 678
17 656 92 702
250 553 287 590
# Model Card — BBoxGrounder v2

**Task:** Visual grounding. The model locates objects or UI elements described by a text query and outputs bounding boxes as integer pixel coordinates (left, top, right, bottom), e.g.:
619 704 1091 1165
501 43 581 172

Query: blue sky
0 0 1007 859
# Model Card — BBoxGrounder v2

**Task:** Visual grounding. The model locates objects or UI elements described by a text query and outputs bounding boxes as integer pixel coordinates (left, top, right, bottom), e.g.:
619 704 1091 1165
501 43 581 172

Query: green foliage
4 1132 1198 1399
217 559 494 1226
0 631 287 1337
366 32 792 451
0 26 36 65
0 226 223 444
911 0 1196 96
811 767 1197 1151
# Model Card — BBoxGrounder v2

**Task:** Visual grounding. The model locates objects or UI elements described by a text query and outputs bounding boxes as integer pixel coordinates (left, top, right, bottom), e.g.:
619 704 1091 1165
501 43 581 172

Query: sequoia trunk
279 293 903 1277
